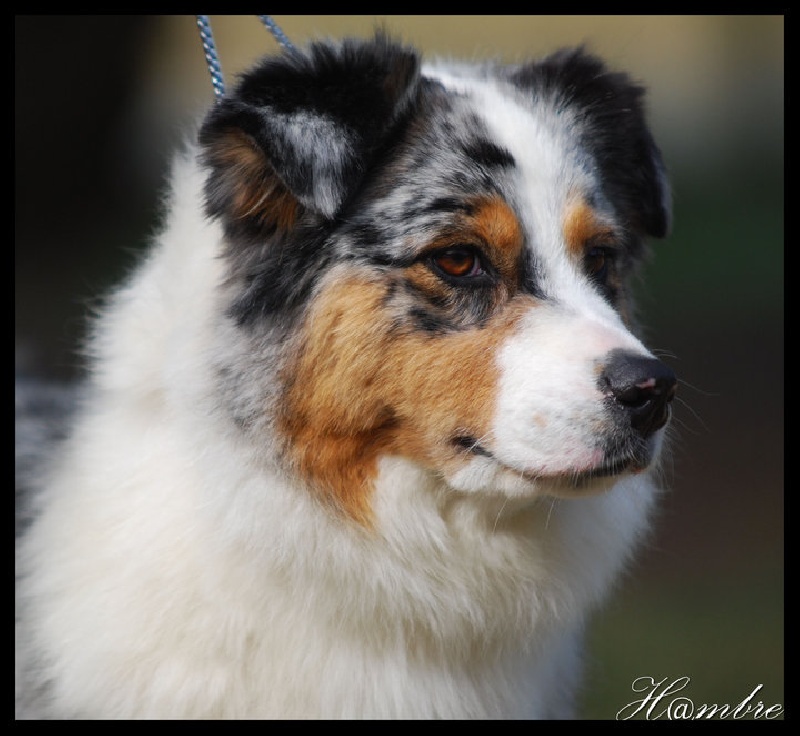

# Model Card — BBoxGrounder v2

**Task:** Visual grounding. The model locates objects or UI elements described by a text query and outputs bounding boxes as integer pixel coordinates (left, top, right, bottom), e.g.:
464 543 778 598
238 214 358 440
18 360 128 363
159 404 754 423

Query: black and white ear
198 33 420 235
512 47 672 239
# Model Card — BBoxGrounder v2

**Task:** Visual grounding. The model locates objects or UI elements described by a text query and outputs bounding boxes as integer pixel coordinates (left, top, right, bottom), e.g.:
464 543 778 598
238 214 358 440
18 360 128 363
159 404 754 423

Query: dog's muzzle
600 349 677 438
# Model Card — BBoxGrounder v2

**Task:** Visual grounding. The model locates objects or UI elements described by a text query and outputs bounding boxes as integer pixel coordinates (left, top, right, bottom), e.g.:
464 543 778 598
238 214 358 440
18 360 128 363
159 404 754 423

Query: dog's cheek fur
278 270 534 524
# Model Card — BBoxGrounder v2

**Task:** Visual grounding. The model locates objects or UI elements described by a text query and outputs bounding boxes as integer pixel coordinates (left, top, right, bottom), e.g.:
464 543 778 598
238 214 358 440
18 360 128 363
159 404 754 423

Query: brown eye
432 246 485 279
585 246 609 280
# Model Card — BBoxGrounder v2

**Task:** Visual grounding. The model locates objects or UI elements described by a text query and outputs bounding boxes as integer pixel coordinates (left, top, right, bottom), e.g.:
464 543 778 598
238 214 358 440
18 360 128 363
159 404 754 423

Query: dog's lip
452 435 646 486
514 456 642 486
556 456 647 486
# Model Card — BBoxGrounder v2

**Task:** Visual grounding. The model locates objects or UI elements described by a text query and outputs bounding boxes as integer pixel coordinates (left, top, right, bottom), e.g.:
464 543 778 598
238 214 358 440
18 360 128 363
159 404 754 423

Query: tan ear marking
207 129 300 231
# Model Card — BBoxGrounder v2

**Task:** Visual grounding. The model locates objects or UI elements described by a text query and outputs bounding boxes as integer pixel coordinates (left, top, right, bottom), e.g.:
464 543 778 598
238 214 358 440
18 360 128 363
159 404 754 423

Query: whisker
650 347 680 361
492 497 509 533
544 496 558 530
676 377 718 399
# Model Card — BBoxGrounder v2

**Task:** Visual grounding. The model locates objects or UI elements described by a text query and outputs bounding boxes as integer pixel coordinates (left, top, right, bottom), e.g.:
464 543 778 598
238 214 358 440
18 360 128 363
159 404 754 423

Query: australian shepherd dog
16 32 676 719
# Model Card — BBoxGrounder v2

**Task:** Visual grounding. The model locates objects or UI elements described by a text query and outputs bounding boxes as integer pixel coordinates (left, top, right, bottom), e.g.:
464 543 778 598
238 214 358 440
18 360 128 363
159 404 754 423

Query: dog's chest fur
16 34 672 719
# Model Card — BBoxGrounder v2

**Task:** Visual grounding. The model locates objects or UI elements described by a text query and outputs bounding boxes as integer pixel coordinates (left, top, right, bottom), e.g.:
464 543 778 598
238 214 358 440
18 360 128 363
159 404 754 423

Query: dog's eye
431 246 485 279
585 246 611 282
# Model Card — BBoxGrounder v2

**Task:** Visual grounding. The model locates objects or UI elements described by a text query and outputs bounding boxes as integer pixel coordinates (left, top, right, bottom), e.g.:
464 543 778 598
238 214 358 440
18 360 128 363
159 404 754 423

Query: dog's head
198 33 675 523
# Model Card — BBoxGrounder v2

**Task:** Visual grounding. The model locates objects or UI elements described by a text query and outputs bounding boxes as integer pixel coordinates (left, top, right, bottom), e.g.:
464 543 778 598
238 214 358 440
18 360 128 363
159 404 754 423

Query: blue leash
195 15 225 99
195 15 297 100
257 15 297 56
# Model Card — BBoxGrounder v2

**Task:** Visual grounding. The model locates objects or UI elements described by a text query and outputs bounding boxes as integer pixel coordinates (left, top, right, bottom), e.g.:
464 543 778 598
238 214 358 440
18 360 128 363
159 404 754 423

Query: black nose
601 349 677 437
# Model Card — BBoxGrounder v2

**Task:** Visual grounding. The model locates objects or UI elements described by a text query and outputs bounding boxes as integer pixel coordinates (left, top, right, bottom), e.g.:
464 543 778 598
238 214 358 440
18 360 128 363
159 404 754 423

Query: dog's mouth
556 455 648 488
451 434 652 489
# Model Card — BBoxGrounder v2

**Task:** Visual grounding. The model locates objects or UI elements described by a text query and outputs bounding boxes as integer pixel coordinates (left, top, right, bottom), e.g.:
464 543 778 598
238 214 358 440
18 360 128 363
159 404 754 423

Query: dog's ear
198 33 420 236
512 48 672 239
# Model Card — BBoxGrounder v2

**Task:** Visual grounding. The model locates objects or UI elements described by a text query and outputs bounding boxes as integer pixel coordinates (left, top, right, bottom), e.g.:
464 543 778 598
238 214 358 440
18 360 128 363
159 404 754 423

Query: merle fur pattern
200 34 667 334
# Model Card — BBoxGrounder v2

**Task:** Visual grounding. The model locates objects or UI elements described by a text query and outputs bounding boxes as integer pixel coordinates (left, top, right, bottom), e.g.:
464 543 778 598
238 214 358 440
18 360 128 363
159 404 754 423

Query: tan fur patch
563 198 615 260
206 129 299 231
564 198 639 326
469 196 525 278
280 270 534 526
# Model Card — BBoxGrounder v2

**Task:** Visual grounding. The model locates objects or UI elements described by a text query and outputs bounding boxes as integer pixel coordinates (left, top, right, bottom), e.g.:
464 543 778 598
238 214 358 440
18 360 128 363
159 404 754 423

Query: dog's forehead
340 63 606 268
425 64 602 211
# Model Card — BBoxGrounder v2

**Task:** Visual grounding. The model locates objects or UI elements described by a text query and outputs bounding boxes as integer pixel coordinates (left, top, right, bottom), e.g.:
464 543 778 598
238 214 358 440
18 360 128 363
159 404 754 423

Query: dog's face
199 35 675 523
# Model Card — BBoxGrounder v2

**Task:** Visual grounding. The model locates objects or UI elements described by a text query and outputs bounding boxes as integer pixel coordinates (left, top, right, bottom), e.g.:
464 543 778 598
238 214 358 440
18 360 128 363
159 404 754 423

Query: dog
15 32 676 719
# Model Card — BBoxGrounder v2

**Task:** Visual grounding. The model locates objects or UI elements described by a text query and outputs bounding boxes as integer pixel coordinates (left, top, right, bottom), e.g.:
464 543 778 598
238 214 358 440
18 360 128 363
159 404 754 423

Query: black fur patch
461 140 515 170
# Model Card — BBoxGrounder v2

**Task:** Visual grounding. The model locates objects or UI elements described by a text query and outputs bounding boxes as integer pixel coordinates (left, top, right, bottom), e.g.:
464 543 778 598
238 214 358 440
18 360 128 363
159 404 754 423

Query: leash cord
258 15 298 56
195 15 225 99
195 15 297 101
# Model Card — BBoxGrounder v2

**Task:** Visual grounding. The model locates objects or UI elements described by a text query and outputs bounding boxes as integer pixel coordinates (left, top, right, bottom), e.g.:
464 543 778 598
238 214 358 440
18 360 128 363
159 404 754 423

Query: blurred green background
15 16 783 720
